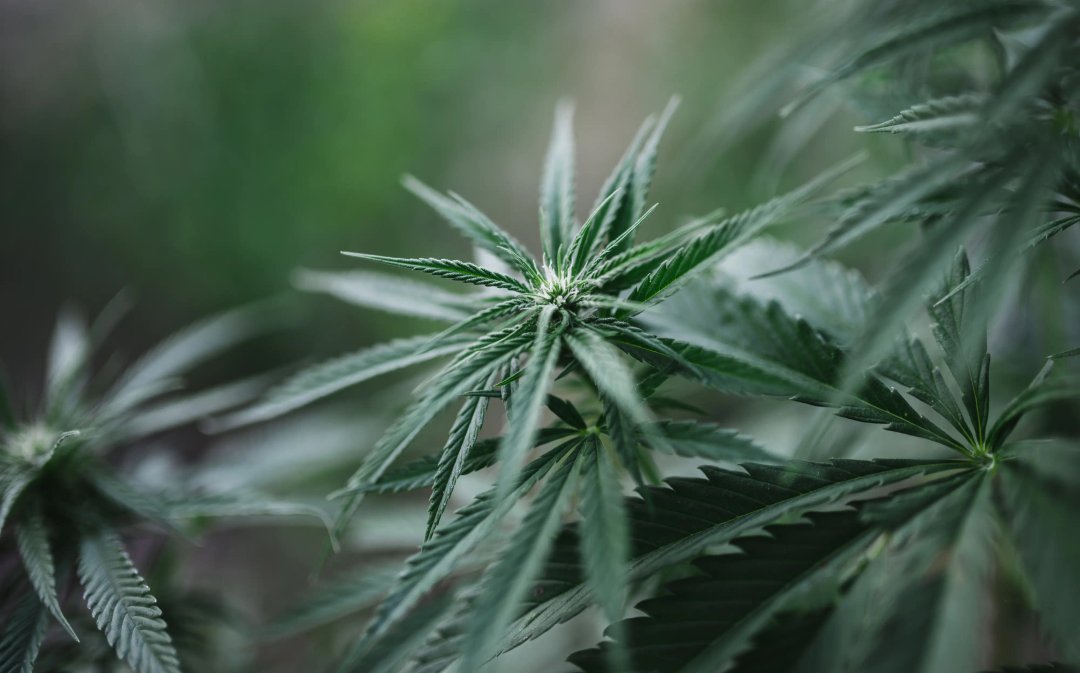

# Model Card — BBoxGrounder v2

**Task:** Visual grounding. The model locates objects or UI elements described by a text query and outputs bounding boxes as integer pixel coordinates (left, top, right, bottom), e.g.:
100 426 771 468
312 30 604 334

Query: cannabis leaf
0 304 324 672
78 532 183 673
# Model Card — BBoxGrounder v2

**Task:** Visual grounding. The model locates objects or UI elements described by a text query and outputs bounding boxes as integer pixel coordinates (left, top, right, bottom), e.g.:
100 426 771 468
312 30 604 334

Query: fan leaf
78 532 183 673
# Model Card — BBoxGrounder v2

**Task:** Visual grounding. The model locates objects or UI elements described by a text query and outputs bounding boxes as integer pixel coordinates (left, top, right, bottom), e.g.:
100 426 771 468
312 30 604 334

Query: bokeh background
4 1 1076 671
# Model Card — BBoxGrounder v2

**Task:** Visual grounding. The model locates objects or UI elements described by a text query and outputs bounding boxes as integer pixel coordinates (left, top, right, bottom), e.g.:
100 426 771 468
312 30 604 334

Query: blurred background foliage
1 0 883 386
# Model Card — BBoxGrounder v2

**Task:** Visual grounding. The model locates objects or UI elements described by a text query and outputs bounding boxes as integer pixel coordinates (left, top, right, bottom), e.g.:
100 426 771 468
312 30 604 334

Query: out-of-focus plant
0 304 328 673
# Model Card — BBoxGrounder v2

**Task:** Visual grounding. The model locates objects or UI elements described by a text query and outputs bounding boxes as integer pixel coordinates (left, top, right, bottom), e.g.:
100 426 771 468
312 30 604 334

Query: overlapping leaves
0 306 326 673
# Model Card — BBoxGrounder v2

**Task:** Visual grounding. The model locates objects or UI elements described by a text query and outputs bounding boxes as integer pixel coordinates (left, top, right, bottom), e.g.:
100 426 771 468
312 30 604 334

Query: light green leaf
213 333 471 430
627 97 680 241
403 175 539 281
294 268 473 322
78 531 182 673
105 304 271 416
854 94 982 135
540 101 576 268
641 420 777 464
341 253 531 294
631 155 862 304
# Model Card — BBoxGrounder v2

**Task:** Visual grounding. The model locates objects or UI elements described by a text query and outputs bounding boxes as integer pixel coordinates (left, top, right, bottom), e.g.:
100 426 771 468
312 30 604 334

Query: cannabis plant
6 3 1078 672
0 304 326 673
730 0 1080 366
227 69 1079 671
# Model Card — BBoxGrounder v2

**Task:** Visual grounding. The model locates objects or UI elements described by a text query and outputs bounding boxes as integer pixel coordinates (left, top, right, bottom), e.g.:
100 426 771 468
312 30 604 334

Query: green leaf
795 475 995 673
566 327 651 425
854 94 982 135
879 335 973 445
783 2 1052 115
294 268 473 322
928 250 989 445
500 459 967 655
78 531 183 673
989 359 1080 448
566 189 623 277
540 101 576 268
104 304 271 416
0 592 49 673
641 420 778 464
689 237 871 343
1000 462 1080 662
341 253 531 294
590 318 699 379
458 451 583 672
546 396 587 430
337 593 455 673
631 155 862 304
350 440 579 658
603 397 648 489
403 175 539 281
213 333 471 429
568 511 876 673
119 374 271 441
161 490 333 536
578 438 631 627
334 323 536 530
494 306 564 502
587 213 719 293
15 502 78 641
589 115 653 259
761 157 970 277
587 203 661 278
427 384 492 539
627 98 680 240
44 307 90 416
980 8 1080 131
343 428 578 497
0 461 35 537
651 295 965 451
833 144 1044 388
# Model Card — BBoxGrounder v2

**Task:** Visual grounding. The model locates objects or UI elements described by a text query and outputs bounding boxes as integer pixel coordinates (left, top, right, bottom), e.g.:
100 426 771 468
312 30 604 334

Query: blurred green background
1 0 874 386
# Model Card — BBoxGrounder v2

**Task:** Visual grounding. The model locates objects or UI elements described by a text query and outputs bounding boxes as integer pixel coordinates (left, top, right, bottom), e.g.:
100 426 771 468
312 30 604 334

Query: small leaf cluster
0 305 324 673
